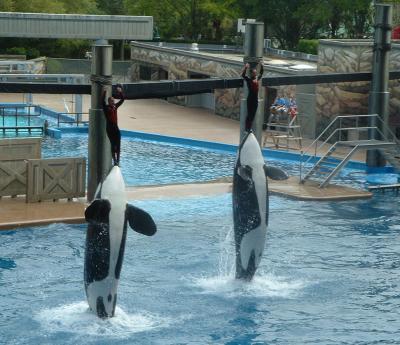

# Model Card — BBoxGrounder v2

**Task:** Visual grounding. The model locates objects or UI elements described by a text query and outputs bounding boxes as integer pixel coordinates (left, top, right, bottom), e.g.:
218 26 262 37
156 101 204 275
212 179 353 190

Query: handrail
299 113 399 181
0 105 40 127
57 112 89 127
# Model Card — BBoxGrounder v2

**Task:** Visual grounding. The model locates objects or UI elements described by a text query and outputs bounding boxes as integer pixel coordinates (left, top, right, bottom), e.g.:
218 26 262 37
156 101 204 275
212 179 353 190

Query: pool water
42 133 371 188
1 193 399 344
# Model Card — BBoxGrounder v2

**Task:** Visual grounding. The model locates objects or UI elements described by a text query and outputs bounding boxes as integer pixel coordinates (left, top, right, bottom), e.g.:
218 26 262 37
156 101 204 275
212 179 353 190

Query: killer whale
233 132 288 281
84 166 156 318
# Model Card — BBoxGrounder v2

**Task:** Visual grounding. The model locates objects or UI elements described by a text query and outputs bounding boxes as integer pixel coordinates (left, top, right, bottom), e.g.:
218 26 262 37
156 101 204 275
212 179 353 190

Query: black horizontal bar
0 71 399 99
121 78 243 99
263 71 400 86
0 83 91 94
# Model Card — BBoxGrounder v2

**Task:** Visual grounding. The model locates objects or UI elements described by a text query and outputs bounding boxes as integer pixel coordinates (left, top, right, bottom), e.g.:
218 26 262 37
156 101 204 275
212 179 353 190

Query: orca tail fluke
126 204 157 236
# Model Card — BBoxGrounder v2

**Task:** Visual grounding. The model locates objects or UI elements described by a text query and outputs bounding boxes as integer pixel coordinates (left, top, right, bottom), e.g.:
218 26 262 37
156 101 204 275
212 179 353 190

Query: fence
57 112 89 127
0 138 41 197
26 157 86 202
0 138 86 201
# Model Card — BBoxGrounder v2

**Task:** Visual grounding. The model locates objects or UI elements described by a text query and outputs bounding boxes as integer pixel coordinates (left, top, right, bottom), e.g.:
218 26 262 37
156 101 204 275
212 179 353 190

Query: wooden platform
0 177 372 230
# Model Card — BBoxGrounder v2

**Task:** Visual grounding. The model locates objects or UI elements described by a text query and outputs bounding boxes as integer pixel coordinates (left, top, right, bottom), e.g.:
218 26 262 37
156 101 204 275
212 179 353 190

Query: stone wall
317 39 400 136
130 43 243 119
130 42 301 121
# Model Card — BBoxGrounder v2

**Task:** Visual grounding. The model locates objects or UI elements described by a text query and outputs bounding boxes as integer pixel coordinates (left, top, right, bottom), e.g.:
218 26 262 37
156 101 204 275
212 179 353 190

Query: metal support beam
75 94 83 122
241 21 264 144
1 71 400 97
367 4 393 168
87 41 113 201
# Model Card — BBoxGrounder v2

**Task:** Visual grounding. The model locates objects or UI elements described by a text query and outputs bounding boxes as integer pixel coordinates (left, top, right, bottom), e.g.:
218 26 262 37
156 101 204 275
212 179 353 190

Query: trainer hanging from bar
102 84 124 166
241 62 264 132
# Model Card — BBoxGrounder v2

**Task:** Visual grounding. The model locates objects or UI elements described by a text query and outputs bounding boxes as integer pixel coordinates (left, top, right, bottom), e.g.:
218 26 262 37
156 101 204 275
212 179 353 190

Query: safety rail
0 105 41 127
0 126 44 136
57 112 88 127
299 114 400 183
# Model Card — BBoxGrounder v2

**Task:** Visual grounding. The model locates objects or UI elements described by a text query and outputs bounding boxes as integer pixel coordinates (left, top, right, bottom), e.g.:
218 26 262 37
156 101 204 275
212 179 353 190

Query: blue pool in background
42 133 375 188
1 193 400 344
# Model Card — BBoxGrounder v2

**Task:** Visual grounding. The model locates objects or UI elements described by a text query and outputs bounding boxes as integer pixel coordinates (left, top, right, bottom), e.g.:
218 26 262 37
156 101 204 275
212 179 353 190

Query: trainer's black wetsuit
102 91 124 165
242 65 264 131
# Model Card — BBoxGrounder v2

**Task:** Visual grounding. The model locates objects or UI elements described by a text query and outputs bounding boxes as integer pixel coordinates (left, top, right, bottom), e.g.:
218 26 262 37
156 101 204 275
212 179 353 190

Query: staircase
300 114 400 188
382 146 400 172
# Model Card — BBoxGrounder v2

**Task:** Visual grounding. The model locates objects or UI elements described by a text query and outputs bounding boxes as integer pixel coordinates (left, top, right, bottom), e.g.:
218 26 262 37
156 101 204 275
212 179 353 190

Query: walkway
0 94 373 230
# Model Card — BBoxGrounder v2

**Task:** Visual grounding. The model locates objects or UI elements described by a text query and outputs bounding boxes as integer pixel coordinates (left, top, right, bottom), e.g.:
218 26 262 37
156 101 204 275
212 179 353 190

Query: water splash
191 272 307 299
35 301 169 338
190 225 308 299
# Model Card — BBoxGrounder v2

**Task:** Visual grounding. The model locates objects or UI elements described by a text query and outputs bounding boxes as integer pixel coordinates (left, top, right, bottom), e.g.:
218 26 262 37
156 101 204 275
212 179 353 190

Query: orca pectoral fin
126 204 157 236
238 165 253 182
264 165 289 180
85 199 111 224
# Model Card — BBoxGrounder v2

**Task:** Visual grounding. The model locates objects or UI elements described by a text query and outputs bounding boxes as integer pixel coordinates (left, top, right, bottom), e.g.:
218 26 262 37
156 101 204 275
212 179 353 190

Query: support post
74 94 83 122
120 40 125 61
366 4 392 168
87 40 113 201
24 93 33 104
240 21 265 144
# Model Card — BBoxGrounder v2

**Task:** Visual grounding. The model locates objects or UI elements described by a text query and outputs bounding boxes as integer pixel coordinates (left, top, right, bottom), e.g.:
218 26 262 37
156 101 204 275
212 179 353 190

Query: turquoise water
42 133 373 188
0 106 44 137
1 194 400 344
0 107 41 126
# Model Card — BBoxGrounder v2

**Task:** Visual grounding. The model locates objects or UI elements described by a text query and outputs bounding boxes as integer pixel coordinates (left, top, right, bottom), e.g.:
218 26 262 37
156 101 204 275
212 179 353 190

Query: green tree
11 0 65 13
125 0 238 41
344 0 373 38
0 0 13 11
96 0 125 15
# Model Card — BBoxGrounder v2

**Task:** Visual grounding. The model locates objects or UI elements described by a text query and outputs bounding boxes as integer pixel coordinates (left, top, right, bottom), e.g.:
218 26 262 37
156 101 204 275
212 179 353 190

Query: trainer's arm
115 87 124 108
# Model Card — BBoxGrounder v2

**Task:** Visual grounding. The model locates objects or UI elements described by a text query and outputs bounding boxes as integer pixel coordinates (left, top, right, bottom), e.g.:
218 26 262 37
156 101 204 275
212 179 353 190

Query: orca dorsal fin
263 165 289 180
125 204 157 236
85 199 111 224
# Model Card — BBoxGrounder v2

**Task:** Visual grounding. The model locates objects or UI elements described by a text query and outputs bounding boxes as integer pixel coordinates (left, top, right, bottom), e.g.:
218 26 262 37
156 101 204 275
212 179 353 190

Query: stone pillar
87 40 113 201
240 21 265 144
367 4 392 167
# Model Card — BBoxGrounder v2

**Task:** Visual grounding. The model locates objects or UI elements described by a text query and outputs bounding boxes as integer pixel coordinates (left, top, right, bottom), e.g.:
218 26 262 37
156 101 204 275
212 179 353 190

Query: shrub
26 48 40 59
297 39 319 55
5 47 27 56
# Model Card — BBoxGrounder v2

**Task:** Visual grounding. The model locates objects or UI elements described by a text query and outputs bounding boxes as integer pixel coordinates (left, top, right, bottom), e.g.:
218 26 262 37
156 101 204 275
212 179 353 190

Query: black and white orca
233 131 288 281
84 166 156 318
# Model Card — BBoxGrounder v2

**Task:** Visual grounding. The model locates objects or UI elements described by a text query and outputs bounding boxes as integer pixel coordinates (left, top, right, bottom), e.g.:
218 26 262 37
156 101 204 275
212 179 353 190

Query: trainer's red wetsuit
102 91 124 165
242 65 264 131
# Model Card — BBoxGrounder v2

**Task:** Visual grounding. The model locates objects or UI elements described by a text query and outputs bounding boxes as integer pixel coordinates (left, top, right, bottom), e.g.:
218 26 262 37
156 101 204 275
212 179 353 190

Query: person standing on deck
102 85 124 166
241 62 264 132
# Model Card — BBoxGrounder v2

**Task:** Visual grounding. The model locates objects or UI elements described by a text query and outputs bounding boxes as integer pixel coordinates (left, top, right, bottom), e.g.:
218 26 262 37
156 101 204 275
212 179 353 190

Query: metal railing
57 112 89 127
0 105 41 127
299 114 400 181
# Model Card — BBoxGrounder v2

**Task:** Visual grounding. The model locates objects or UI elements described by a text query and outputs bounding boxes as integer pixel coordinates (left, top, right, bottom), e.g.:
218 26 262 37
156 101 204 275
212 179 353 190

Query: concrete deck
0 177 372 231
0 94 374 230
